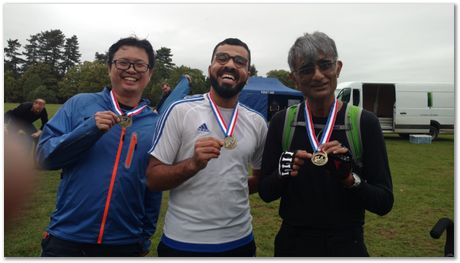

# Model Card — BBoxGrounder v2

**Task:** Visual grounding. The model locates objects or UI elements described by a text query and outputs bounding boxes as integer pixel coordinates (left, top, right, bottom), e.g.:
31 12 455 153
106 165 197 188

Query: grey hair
288 31 339 71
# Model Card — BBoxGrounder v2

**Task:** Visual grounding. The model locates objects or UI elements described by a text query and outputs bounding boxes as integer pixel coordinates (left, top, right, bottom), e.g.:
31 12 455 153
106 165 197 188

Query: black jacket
259 102 393 228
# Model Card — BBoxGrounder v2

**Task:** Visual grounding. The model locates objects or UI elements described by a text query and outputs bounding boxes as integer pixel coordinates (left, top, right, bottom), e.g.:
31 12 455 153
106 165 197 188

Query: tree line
4 29 295 105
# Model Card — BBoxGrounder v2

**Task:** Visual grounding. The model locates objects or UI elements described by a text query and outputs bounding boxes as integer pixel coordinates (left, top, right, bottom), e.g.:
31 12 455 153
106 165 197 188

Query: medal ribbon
207 93 239 138
110 89 147 117
304 98 338 152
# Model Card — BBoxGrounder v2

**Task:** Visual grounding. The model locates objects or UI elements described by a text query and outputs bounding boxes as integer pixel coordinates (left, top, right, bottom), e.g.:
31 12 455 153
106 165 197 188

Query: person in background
258 31 393 257
5 98 48 149
36 36 162 257
156 82 172 110
146 38 268 257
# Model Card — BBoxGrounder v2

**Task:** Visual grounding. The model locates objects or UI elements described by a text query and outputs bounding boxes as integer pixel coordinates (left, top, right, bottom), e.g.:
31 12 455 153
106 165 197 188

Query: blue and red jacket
36 87 162 248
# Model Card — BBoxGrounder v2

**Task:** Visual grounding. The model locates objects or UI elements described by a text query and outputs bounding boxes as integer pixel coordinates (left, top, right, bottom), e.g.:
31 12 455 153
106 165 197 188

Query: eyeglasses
214 52 249 68
297 60 336 76
112 59 151 73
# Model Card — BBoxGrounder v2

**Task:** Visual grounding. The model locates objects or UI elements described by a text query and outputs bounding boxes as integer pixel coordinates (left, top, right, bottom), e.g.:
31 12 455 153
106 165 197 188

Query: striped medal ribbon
207 93 239 150
304 98 338 166
110 89 147 128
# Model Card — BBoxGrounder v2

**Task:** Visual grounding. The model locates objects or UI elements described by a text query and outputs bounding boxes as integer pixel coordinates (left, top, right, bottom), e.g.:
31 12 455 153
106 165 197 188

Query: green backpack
281 102 363 168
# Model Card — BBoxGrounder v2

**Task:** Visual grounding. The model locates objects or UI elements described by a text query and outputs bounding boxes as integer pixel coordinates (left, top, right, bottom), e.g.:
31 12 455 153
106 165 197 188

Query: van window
352 89 360 106
337 88 351 103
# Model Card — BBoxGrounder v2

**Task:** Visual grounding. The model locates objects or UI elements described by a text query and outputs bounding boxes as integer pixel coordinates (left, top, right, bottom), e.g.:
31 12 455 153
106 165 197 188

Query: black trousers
157 239 256 257
274 222 369 257
40 233 144 257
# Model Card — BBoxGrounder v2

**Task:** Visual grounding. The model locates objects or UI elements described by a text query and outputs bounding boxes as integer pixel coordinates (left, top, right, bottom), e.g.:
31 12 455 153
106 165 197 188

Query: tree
170 66 207 95
20 63 59 103
61 35 81 74
156 47 175 71
249 64 258 76
22 34 41 71
4 70 23 102
266 69 296 88
58 61 110 102
38 29 65 77
22 30 69 80
145 65 207 105
94 52 108 64
153 47 176 81
30 85 57 103
4 39 25 77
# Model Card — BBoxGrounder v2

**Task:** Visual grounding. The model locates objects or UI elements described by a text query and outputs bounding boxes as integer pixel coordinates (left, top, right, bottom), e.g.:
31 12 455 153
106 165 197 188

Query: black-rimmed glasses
214 52 249 68
112 59 151 73
297 60 336 76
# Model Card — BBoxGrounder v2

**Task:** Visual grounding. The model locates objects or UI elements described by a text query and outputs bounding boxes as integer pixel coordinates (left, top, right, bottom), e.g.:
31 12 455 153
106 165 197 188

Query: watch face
352 173 361 187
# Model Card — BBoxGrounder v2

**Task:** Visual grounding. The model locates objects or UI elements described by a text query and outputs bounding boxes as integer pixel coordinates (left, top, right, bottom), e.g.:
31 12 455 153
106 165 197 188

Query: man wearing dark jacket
156 82 171 110
259 31 393 257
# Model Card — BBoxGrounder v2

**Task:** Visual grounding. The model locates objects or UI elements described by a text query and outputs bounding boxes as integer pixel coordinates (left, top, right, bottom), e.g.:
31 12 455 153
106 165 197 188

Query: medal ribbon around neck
206 93 239 139
304 98 338 153
110 89 147 117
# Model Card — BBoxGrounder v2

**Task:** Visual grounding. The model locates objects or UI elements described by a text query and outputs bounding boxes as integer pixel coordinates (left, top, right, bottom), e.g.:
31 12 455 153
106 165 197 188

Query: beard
210 74 246 99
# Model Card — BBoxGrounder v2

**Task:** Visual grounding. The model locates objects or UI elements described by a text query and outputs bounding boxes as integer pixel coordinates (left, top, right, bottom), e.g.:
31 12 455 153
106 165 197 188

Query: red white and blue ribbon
207 93 239 138
304 98 338 152
110 89 147 117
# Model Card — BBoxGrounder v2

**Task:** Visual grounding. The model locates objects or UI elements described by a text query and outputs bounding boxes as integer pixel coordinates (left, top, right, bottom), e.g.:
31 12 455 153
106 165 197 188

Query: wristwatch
349 173 362 188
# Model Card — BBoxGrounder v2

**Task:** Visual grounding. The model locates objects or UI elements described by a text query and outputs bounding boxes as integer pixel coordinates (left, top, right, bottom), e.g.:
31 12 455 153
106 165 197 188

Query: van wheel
430 125 439 140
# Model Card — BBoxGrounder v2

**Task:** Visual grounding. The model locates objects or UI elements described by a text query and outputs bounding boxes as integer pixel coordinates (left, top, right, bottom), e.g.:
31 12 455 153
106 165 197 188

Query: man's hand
318 140 348 156
278 150 312 177
327 152 353 180
188 136 223 173
94 111 120 132
320 140 353 180
31 130 42 138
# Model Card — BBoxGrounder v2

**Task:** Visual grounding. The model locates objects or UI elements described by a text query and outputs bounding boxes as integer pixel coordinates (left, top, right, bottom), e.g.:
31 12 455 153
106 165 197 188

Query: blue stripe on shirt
161 232 254 253
148 95 204 153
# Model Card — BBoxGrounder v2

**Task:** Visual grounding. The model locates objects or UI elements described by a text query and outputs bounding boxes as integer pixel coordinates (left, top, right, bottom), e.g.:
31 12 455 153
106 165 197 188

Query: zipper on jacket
97 127 126 244
124 132 138 169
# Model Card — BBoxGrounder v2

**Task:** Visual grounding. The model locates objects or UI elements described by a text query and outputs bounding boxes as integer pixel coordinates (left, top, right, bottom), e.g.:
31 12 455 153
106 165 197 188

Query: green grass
3 103 454 257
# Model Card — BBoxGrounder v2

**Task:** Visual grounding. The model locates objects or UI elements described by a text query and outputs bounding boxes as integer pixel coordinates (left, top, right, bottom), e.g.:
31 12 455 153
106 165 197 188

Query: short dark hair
211 38 251 68
107 36 156 68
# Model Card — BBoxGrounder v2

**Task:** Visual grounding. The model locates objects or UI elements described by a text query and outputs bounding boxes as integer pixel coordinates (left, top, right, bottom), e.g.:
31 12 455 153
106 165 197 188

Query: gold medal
119 115 132 128
311 151 328 166
223 136 237 150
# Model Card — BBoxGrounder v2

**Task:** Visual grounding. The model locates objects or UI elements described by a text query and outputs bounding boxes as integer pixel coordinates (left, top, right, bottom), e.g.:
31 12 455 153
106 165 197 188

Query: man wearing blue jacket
36 36 162 256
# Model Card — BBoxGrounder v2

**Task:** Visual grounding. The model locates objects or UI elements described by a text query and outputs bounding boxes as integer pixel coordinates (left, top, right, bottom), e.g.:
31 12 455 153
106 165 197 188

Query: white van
336 81 454 140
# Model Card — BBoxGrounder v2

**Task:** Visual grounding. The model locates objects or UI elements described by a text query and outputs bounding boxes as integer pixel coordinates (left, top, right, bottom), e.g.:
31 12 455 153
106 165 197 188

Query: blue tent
239 76 304 121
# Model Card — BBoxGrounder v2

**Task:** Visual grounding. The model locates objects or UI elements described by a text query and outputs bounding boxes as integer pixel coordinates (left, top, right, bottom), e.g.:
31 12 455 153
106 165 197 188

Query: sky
3 2 455 84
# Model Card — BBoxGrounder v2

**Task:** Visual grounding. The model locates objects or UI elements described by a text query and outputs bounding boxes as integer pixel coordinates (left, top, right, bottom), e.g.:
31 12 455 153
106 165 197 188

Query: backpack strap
345 103 363 168
283 102 363 169
282 103 301 151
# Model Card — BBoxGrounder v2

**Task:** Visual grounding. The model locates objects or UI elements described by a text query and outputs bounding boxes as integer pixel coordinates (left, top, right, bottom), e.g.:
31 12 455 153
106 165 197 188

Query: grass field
3 103 455 257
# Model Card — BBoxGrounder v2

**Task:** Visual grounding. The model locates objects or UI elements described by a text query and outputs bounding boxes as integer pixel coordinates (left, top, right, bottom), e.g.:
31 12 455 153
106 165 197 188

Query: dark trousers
40 233 144 257
157 239 256 257
274 222 369 257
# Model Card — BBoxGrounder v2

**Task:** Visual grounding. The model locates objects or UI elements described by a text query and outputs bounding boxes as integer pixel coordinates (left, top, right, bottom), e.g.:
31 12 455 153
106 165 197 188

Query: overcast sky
3 2 455 84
